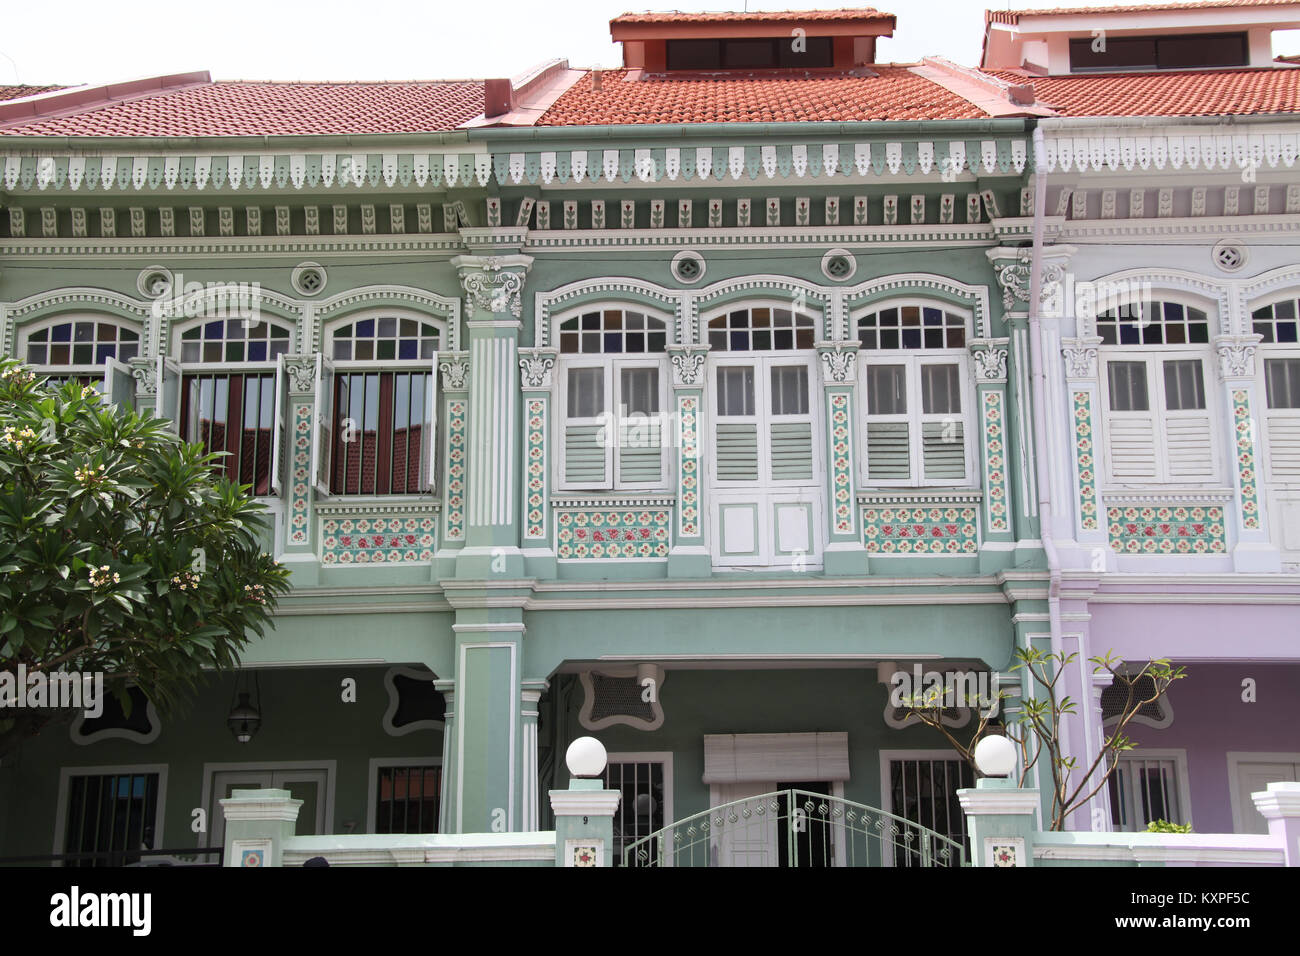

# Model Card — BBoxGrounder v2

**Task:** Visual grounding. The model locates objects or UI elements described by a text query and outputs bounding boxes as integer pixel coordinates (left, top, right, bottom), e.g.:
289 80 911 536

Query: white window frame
1097 297 1223 489
1226 751 1300 834
1251 296 1300 488
605 751 674 866
52 763 169 863
319 310 444 499
1109 749 1192 832
366 756 443 834
19 314 143 405
554 306 672 492
854 300 977 489
878 749 974 868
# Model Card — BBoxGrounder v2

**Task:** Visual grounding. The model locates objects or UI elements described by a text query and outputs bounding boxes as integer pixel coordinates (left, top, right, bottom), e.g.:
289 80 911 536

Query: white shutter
270 354 288 495
425 351 439 491
312 354 334 495
564 424 607 484
867 421 910 480
922 420 965 480
1107 417 1158 479
716 423 759 481
102 357 134 410
617 416 662 484
1164 415 1215 480
1266 416 1300 479
769 421 812 480
155 356 182 433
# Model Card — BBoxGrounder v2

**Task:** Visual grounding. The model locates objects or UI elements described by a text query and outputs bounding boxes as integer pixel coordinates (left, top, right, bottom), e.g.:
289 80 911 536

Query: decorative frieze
524 397 548 541
442 398 468 542
677 394 700 539
1072 391 1100 532
828 393 854 536
1232 389 1260 531
320 512 438 564
1107 504 1227 554
289 404 312 545
555 507 672 560
982 391 1010 533
862 502 979 554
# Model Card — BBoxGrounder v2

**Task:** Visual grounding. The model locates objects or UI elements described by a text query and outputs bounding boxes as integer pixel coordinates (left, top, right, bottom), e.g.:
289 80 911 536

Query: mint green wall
0 665 441 861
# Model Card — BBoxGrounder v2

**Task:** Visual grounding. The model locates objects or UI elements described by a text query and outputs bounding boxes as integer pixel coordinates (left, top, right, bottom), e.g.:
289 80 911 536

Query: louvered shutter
1108 418 1159 479
1163 416 1214 480
1266 417 1300 479
618 416 662 484
565 423 608 483
922 420 965 480
867 421 910 480
769 421 812 480
716 423 759 480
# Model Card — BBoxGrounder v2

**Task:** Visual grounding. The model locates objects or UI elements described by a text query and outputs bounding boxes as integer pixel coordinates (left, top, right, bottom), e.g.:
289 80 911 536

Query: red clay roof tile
0 85 64 102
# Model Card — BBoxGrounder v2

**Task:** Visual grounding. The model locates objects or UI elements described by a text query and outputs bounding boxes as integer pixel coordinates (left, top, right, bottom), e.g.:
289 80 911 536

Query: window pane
770 365 809 416
568 368 605 418
867 365 907 415
716 366 755 417
1107 362 1149 412
1162 360 1205 411
620 367 659 415
1266 358 1300 409
921 364 961 415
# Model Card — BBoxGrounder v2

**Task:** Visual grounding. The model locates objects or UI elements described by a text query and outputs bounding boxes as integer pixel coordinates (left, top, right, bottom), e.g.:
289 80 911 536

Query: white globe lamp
566 736 608 779
973 734 1017 777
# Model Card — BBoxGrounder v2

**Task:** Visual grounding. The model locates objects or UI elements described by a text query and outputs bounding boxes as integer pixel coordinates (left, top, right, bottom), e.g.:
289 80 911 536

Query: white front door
209 768 330 847
1233 760 1299 834
708 355 822 569
711 782 778 867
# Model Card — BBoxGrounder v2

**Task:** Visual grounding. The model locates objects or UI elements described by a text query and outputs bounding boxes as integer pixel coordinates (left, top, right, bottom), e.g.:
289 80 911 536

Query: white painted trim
1227 751 1300 834
534 277 684 349
578 667 665 731
1112 748 1193 831
52 763 169 864
605 750 675 847
366 756 443 834
69 692 161 746
381 665 445 737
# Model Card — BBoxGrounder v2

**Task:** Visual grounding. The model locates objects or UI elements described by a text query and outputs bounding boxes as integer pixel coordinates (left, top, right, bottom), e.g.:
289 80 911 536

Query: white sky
4 0 1300 86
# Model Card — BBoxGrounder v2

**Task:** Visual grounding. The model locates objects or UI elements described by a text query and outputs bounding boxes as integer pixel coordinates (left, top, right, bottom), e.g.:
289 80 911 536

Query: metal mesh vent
589 672 654 723
890 705 967 724
1101 674 1166 722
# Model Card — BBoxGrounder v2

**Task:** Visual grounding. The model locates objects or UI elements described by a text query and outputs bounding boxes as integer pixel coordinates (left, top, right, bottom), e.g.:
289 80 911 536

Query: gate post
1252 782 1300 866
957 736 1038 867
549 737 621 867
218 788 302 867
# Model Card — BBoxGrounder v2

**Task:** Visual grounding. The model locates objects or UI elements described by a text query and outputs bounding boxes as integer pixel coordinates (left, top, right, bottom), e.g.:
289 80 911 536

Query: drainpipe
1026 124 1090 829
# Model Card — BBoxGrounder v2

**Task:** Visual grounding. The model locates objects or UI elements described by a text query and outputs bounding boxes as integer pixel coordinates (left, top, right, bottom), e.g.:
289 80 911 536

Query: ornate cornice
1215 334 1263 382
987 247 1069 313
816 340 858 384
517 348 558 390
968 337 1010 384
533 277 682 349
666 344 710 388
1061 336 1103 382
453 254 532 319
438 351 470 392
843 273 993 340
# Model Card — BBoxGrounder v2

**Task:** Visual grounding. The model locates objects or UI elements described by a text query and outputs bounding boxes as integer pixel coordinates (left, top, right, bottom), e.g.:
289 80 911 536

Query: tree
901 645 1185 830
0 359 290 757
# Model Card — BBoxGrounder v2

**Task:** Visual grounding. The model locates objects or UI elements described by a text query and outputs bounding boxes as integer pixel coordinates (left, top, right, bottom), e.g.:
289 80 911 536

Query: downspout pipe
1026 125 1091 829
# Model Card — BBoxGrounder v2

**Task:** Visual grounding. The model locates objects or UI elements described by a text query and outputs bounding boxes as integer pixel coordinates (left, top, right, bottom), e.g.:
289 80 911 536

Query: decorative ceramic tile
1072 391 1099 531
525 398 547 541
289 404 312 544
862 505 979 554
678 394 700 538
443 399 468 541
829 393 854 535
321 514 437 564
1232 390 1260 530
555 509 671 559
1107 505 1227 553
982 391 1009 533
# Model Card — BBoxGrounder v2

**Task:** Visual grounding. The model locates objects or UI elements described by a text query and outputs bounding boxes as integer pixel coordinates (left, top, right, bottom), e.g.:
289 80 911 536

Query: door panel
1235 761 1298 834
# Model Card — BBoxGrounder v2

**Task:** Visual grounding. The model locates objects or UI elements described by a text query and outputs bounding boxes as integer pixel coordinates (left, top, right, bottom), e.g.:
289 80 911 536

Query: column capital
968 337 1010 385
1061 336 1103 383
1215 333 1263 382
128 357 157 396
517 348 558 390
438 351 470 392
986 244 1077 314
667 343 710 388
816 339 858 385
451 254 534 319
283 353 317 396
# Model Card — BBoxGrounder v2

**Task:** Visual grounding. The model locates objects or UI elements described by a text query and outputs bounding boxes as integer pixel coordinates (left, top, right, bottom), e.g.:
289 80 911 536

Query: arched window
173 318 295 497
321 313 442 496
707 306 816 352
855 302 974 487
1251 297 1300 506
558 308 669 490
21 316 140 398
1097 300 1219 485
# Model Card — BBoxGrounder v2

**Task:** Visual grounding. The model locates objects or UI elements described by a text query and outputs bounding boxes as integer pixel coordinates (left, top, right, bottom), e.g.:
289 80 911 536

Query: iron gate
622 789 966 867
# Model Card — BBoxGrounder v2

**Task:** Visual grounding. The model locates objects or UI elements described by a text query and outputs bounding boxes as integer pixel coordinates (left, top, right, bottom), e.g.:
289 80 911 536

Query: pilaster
1215 333 1279 571
281 353 321 585
517 347 558 578
435 351 470 580
817 340 869 575
666 343 711 577
1061 337 1108 564
969 337 1014 571
128 357 158 418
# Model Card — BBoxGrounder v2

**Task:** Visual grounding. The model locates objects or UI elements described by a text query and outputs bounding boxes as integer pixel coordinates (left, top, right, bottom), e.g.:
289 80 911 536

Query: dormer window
666 37 835 71
1069 32 1248 72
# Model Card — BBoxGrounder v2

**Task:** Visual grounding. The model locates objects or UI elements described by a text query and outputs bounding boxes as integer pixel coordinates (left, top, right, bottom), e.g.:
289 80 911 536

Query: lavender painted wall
1090 601 1300 662
1123 662 1300 833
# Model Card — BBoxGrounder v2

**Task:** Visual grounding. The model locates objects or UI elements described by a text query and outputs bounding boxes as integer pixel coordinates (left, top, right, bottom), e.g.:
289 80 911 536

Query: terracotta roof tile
0 85 64 102
612 8 892 25
982 65 1300 115
0 81 484 137
537 66 989 125
987 0 1300 26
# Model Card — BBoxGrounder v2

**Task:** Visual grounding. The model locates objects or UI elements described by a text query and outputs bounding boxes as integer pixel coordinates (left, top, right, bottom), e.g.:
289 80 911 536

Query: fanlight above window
707 307 815 352
1252 300 1300 345
559 310 667 354
1097 302 1210 346
331 317 440 361
180 319 291 363
26 320 140 366
857 305 965 350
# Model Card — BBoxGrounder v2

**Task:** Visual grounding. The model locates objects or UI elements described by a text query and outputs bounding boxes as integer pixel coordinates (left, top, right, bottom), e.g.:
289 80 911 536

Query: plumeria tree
0 359 290 757
901 645 1185 830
